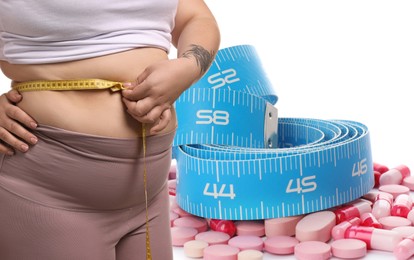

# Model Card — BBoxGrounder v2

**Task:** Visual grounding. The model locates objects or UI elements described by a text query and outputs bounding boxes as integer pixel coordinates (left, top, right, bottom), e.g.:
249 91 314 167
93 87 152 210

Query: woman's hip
0 124 176 211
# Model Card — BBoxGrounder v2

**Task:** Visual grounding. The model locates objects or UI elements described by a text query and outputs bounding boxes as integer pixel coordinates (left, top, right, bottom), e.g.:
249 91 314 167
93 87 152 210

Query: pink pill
235 220 265 237
171 226 198 247
402 176 414 191
407 209 414 224
265 215 303 237
372 191 394 219
334 199 371 224
228 235 264 251
374 171 382 188
264 235 299 255
203 244 240 260
294 241 331 260
171 206 193 217
393 226 414 238
394 233 414 260
183 240 208 258
379 184 410 199
380 165 410 186
361 212 382 228
209 219 237 237
330 238 367 259
168 179 176 196
391 194 413 218
237 249 263 260
173 216 208 233
170 211 179 227
195 230 230 245
362 190 382 203
378 216 412 230
295 210 336 242
374 162 389 173
331 220 403 251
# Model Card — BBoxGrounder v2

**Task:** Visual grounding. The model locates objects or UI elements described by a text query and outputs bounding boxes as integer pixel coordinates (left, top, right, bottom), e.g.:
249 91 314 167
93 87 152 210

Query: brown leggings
0 125 175 260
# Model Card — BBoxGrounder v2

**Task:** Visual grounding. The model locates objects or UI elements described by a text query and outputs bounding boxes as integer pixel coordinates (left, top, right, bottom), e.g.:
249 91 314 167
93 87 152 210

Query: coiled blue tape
173 45 374 220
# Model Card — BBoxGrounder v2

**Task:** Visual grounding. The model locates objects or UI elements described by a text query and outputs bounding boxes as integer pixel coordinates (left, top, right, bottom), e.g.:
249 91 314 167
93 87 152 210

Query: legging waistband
33 124 176 159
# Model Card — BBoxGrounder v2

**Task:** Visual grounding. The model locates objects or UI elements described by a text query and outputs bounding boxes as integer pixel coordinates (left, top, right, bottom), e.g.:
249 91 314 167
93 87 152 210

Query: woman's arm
0 90 38 155
122 0 220 134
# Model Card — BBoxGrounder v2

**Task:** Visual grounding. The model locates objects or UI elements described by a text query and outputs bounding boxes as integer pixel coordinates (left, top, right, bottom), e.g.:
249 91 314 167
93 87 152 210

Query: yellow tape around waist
13 78 153 259
12 79 125 92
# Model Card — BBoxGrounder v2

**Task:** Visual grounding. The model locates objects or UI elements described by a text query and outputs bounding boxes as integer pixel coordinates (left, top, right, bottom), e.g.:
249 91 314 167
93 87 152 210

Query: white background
174 0 414 259
1 0 413 259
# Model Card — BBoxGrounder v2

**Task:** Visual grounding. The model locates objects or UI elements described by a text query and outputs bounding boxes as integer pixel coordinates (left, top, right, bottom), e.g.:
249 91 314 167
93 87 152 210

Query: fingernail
31 137 38 144
30 122 37 128
20 144 29 152
6 150 14 156
122 82 132 88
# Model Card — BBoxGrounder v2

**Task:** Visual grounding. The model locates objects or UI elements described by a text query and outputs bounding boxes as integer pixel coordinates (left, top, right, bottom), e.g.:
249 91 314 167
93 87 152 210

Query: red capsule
209 219 237 237
334 199 371 224
361 212 382 229
391 194 413 218
380 165 411 186
372 192 394 219
373 162 389 174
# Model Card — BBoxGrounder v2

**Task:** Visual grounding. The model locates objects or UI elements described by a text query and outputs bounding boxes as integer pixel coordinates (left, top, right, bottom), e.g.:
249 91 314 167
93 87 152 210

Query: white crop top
0 0 178 64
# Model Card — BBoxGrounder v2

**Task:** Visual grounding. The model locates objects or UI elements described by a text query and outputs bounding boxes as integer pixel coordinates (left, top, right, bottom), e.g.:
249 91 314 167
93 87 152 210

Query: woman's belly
0 48 177 138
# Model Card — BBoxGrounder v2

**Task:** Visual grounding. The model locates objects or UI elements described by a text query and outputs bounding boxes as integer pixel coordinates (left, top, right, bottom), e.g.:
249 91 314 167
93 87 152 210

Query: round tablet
294 241 331 260
173 216 208 232
203 244 240 260
195 230 230 245
264 215 304 237
378 184 410 199
264 235 299 255
171 206 192 217
295 211 336 242
330 238 367 259
378 216 412 230
362 190 381 203
170 226 198 247
183 240 208 258
235 220 265 237
228 235 264 251
237 249 264 260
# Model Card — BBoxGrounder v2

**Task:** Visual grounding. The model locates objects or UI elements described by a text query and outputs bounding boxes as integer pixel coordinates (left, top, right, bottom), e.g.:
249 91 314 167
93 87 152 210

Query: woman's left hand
122 57 199 134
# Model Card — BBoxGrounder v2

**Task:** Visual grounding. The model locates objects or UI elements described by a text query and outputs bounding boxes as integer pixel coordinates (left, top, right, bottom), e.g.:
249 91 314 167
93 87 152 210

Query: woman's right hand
0 90 38 155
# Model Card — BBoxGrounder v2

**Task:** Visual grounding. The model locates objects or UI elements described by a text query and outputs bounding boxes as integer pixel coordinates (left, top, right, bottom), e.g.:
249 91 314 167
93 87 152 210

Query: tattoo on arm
181 44 215 75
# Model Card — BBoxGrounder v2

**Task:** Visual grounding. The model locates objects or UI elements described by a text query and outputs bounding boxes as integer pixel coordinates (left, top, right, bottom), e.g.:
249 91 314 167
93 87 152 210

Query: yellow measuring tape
12 78 125 92
13 79 153 260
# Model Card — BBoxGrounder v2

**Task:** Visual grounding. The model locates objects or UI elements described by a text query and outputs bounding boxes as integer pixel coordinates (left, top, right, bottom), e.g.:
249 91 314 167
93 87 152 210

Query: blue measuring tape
173 45 374 220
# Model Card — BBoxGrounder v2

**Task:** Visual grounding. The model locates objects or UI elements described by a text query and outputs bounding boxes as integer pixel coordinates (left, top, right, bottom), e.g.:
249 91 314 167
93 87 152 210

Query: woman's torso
0 48 177 138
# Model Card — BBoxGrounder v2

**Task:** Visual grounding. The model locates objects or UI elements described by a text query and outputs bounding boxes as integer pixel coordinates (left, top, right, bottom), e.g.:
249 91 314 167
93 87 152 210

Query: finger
0 127 30 153
121 82 149 101
0 143 15 156
5 90 23 103
122 97 154 120
150 109 172 134
6 104 38 129
7 120 38 145
140 105 165 124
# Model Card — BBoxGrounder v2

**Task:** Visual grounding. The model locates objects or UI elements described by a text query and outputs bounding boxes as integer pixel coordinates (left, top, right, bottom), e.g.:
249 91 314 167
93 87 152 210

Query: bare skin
1 48 177 138
0 0 220 155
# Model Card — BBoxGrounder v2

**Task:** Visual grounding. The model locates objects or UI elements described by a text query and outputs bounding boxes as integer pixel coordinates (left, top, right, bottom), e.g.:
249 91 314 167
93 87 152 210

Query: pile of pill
168 162 414 259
